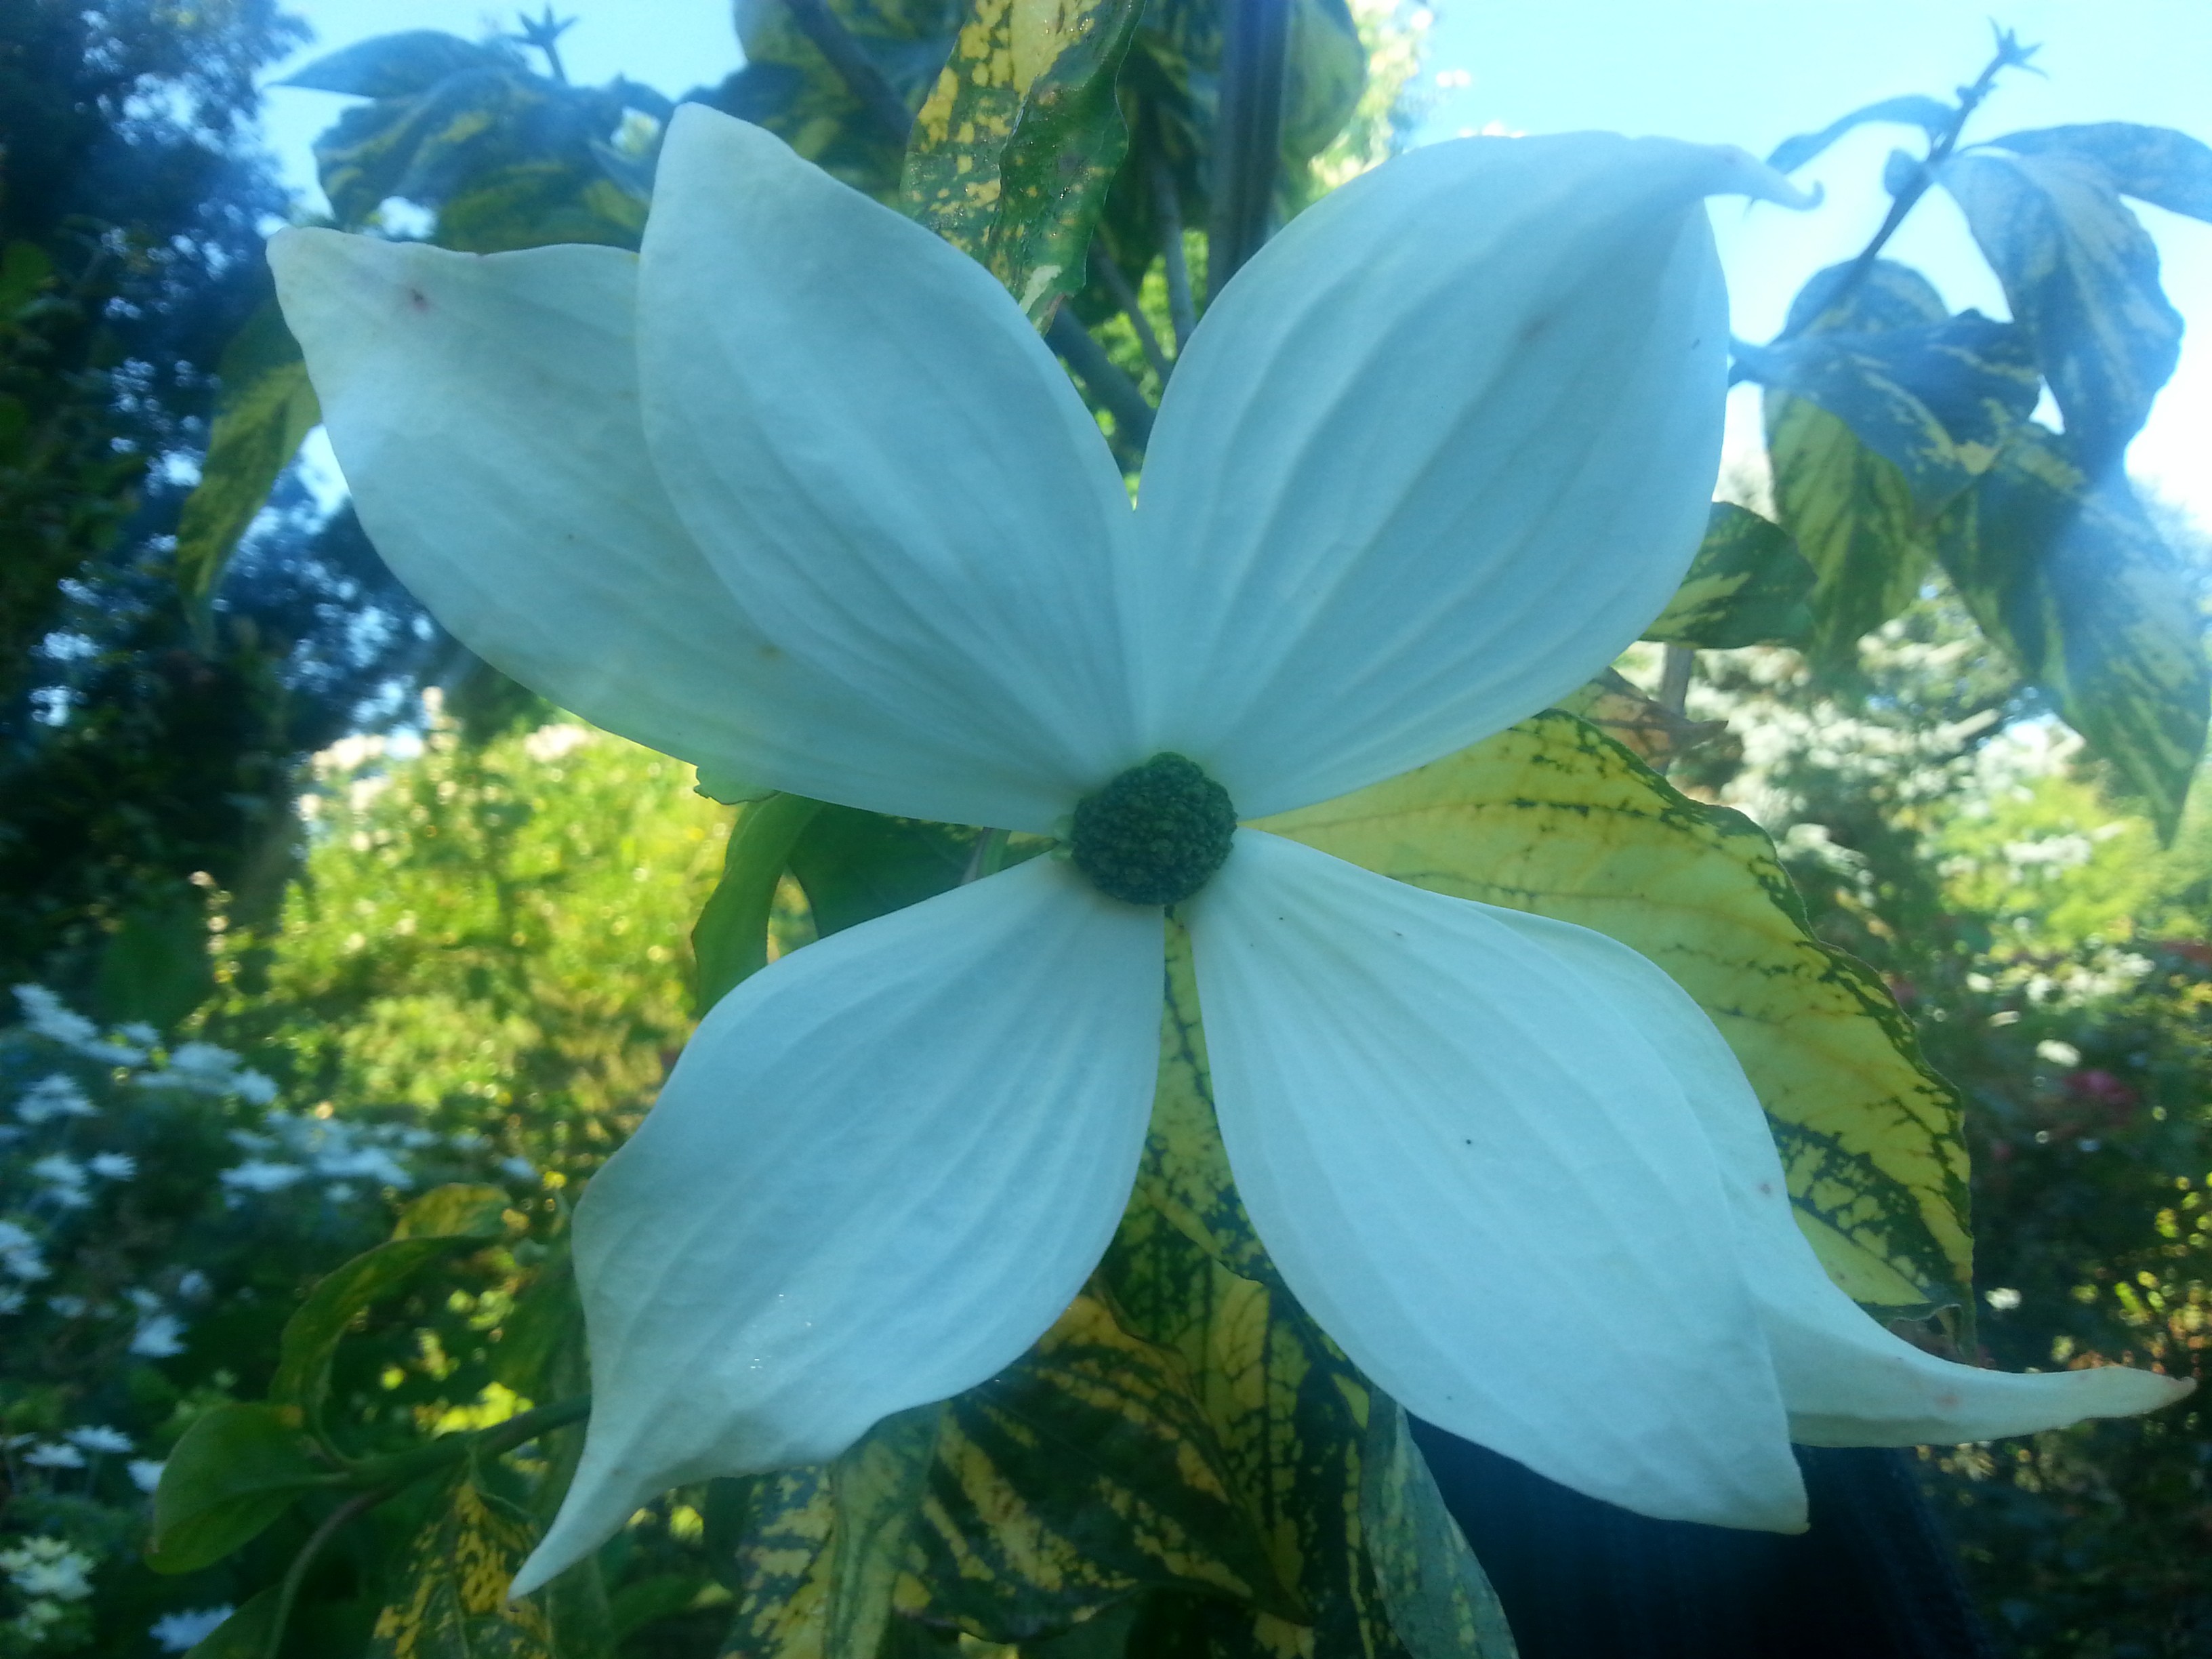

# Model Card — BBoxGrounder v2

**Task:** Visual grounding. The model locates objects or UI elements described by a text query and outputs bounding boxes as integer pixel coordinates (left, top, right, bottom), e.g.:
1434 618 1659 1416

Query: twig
342 1394 594 1494
1046 310 1154 453
1654 647 1696 777
1149 149 1197 346
263 1488 385 1659
1780 25 2039 341
781 0 915 145
1095 254 1174 384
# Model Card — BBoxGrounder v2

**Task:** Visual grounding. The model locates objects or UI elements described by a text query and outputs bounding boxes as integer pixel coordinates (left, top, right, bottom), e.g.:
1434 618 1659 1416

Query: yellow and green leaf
1642 502 1814 650
1936 425 2209 839
1261 710 1975 1316
901 0 1148 321
369 1475 556 1658
173 300 319 618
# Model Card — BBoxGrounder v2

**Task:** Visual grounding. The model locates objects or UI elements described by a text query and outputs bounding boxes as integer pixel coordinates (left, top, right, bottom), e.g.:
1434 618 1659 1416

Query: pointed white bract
512 856 1161 1597
1184 831 1807 1531
271 104 2186 1597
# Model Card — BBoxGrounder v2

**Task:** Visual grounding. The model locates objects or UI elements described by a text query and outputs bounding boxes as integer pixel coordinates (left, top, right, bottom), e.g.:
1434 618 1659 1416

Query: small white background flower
273 106 2188 1594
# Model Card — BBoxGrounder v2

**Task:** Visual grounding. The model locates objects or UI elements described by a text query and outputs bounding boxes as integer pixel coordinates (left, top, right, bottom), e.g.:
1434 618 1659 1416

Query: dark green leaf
1359 1399 1517 1659
1735 311 2039 514
284 30 510 98
271 1237 488 1435
901 0 1147 321
1936 148 2182 472
395 1183 512 1240
149 1405 327 1573
1643 503 1815 648
693 794 825 1015
368 1473 556 1656
714 1465 838 1656
184 1588 283 1658
1765 94 1954 175
1936 425 2209 838
785 805 971 938
491 1248 580 1395
173 300 319 612
1989 123 2212 223
609 1574 714 1642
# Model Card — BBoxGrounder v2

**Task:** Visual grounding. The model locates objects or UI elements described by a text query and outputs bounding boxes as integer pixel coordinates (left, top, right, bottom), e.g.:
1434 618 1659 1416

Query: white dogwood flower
270 106 2188 1595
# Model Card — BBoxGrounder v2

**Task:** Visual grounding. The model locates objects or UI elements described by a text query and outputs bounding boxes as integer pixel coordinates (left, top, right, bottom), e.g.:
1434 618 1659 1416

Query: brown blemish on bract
405 287 431 313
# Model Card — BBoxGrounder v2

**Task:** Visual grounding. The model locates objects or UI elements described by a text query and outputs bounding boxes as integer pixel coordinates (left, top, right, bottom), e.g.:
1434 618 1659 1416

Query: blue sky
257 0 2210 523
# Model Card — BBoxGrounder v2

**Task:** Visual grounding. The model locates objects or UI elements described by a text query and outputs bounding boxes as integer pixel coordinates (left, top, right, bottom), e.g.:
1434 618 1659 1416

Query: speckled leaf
901 0 1147 320
829 1407 944 1659
1988 122 2212 224
1936 148 2182 472
369 1475 556 1658
1129 925 1277 1286
1100 1215 1407 1659
1761 260 1948 667
1357 1401 1517 1659
717 1467 841 1658
1642 503 1814 649
1763 398 1933 669
1765 94 1954 176
914 1292 1291 1640
1260 710 1975 1316
1735 312 2040 515
1935 424 2209 838
724 0 963 195
173 300 319 612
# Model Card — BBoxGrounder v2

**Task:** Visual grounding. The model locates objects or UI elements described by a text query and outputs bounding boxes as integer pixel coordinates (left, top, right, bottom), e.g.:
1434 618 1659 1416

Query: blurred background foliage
1 0 2209 1655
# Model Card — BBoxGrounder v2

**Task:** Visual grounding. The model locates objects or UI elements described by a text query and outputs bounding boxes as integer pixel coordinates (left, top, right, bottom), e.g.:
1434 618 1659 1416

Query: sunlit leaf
1262 711 1976 1315
173 299 320 613
1935 425 2209 839
1642 502 1815 649
369 1473 556 1658
901 0 1148 321
1936 148 2182 472
1764 94 1954 176
148 1404 327 1574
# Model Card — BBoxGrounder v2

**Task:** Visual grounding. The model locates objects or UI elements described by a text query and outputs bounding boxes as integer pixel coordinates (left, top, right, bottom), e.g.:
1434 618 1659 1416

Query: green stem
781 0 916 145
340 1394 594 1494
263 1487 384 1659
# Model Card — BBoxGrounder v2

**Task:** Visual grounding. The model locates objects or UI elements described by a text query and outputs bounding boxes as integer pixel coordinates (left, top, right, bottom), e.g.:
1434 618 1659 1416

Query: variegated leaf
1261 711 1975 1316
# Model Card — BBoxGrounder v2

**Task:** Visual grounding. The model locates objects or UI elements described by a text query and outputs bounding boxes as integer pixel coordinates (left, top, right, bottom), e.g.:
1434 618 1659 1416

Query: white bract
270 106 2189 1594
